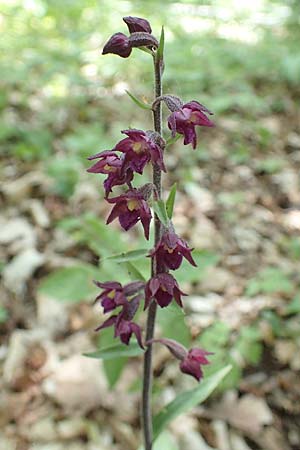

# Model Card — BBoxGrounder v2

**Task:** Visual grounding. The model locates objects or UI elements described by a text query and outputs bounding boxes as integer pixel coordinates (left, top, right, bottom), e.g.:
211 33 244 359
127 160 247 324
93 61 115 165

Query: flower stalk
142 51 163 450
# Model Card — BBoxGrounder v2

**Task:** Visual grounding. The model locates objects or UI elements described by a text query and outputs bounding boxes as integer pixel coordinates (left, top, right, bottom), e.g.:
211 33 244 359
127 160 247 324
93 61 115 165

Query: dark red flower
168 100 214 149
147 338 212 381
106 188 152 239
123 16 152 34
93 280 144 313
94 281 125 313
144 273 186 309
87 150 133 196
180 348 212 381
96 294 144 348
102 32 132 58
115 129 166 174
149 229 197 270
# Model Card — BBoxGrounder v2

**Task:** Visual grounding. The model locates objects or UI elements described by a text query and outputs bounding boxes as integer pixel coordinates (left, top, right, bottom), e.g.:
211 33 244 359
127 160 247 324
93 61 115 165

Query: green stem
142 54 163 450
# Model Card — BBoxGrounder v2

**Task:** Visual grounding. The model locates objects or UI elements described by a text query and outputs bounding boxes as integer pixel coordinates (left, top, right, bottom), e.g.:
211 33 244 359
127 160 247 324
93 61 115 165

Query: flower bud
102 32 132 58
152 95 184 112
123 16 152 34
128 32 158 49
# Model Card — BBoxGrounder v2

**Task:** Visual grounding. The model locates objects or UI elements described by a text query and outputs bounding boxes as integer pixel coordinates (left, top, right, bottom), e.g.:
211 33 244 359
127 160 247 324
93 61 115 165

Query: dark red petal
93 280 122 290
102 32 132 58
130 322 144 349
167 112 177 138
183 101 213 115
155 289 173 308
147 338 187 360
180 358 203 381
118 210 140 231
177 241 197 267
164 251 183 270
106 201 127 224
121 129 146 140
95 315 117 332
123 16 152 34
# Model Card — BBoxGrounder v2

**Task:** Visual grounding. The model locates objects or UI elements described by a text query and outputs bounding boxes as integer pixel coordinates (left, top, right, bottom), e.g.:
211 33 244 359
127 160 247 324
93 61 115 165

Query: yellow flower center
190 112 198 124
163 244 174 254
132 142 143 153
103 164 117 172
107 290 115 299
127 199 139 211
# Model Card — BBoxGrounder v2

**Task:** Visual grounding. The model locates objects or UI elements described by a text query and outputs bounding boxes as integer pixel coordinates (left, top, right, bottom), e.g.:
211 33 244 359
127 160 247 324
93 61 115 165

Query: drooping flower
149 228 197 270
168 100 214 149
144 272 186 309
102 32 132 58
93 280 144 313
106 187 152 239
123 16 152 34
96 294 144 348
146 338 212 381
87 150 133 196
179 348 212 381
115 129 166 174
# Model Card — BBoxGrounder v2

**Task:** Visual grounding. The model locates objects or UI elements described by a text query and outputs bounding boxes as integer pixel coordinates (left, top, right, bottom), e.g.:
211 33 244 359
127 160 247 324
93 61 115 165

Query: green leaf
166 183 177 219
38 264 98 302
153 199 169 227
175 250 219 284
235 326 262 365
157 302 190 347
125 262 147 281
153 365 232 440
0 306 9 323
246 267 293 296
157 26 165 61
139 430 179 450
166 134 181 146
198 321 231 349
125 90 152 110
104 248 149 263
285 294 300 315
84 342 144 360
95 329 126 388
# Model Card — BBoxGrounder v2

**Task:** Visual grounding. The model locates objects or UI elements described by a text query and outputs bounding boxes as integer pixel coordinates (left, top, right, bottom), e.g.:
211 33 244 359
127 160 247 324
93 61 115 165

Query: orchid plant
86 16 228 450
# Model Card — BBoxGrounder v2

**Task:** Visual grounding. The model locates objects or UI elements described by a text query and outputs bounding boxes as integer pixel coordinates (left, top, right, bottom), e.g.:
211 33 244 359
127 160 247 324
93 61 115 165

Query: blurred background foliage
1 0 300 435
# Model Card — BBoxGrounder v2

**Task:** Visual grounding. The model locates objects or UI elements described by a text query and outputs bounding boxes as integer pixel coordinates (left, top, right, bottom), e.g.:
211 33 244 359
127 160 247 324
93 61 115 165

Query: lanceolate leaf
104 248 149 263
84 342 144 360
166 134 181 146
166 183 177 219
153 199 169 227
126 261 147 281
153 365 232 440
157 26 165 61
38 264 98 302
125 90 152 110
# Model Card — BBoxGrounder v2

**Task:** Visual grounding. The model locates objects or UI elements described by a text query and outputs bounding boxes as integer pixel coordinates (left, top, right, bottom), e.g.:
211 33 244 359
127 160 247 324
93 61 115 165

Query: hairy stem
142 54 163 450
